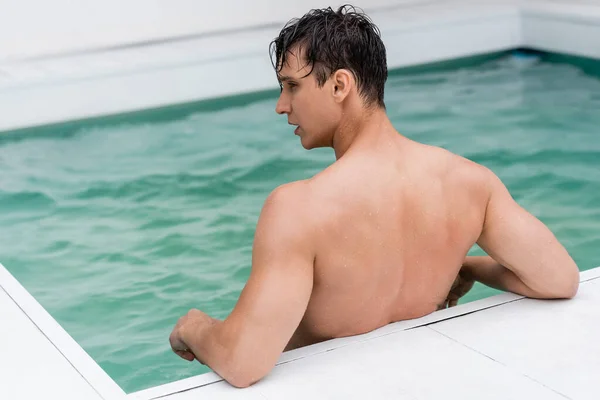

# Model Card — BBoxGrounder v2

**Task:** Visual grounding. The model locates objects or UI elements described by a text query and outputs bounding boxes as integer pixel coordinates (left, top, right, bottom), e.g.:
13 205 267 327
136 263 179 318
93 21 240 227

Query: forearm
183 320 240 386
462 256 560 299
183 319 269 388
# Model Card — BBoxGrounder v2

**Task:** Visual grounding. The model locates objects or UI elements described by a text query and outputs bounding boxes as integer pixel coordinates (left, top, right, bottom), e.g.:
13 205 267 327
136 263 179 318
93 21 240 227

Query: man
169 5 579 388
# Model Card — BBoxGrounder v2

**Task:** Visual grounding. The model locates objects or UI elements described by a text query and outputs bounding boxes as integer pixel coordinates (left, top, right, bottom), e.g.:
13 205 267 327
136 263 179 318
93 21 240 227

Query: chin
299 136 319 150
298 134 310 149
299 132 328 150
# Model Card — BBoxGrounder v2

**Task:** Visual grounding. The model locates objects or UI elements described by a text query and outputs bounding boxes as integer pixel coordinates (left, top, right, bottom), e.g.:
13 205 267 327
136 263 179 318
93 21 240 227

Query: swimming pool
1 51 599 393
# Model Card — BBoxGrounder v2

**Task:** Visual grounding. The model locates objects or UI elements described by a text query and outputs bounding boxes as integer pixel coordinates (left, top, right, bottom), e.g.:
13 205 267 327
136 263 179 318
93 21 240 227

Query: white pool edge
3 260 597 400
127 266 600 399
0 263 126 399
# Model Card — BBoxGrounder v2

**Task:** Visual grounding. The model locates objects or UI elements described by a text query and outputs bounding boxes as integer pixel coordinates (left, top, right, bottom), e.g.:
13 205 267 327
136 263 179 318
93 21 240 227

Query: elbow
207 324 276 388
225 367 268 389
559 283 578 300
562 275 579 299
222 355 274 389
227 375 256 389
531 268 579 300
563 266 580 299
551 268 580 300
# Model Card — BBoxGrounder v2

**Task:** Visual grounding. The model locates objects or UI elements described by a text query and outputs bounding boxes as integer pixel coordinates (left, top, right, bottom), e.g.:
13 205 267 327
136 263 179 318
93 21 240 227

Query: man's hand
169 309 218 364
441 268 475 309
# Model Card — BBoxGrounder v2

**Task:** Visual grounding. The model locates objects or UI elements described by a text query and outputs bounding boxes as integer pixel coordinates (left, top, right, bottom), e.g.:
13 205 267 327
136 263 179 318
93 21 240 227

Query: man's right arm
465 168 579 299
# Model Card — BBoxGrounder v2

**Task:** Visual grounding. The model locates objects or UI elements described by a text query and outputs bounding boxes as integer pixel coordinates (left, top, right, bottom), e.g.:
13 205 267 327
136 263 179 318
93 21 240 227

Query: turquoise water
1 52 599 393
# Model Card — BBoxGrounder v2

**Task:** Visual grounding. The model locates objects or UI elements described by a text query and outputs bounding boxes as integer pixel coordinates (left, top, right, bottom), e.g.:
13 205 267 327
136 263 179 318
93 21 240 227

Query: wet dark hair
269 4 388 109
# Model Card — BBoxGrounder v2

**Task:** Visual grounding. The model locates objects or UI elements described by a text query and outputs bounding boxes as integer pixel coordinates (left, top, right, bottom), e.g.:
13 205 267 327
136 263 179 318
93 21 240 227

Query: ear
331 69 354 103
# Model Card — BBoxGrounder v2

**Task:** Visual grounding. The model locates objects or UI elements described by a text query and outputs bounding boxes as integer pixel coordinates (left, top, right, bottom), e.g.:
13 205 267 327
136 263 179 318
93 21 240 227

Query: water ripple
0 190 56 210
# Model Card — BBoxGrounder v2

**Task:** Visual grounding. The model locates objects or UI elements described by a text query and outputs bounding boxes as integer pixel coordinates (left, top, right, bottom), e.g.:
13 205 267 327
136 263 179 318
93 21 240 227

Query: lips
289 122 300 135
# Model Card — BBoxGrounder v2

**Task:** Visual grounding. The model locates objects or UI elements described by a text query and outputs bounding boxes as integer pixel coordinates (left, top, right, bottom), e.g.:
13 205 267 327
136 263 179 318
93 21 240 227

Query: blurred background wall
0 0 423 60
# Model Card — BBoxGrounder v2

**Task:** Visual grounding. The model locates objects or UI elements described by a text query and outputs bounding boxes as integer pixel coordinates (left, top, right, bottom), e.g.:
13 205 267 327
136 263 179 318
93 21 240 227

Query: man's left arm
169 184 314 388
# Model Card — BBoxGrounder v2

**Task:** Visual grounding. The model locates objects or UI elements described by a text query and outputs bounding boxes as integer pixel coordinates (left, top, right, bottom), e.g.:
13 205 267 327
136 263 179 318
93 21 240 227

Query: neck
332 106 393 160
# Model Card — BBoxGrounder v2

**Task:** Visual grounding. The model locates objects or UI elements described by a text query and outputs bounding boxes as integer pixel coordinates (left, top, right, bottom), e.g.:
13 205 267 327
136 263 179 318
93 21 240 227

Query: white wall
0 0 419 60
2 0 600 132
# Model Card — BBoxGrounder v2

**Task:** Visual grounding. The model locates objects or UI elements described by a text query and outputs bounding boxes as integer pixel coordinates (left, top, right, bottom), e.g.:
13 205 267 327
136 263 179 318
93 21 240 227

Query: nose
275 92 291 115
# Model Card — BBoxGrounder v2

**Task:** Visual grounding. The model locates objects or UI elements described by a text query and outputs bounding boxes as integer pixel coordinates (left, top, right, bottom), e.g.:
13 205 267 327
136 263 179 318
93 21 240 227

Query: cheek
301 95 332 121
293 86 337 130
314 100 338 129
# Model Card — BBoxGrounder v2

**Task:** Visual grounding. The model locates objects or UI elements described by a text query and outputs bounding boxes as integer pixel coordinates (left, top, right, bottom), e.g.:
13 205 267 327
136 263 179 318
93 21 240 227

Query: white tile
131 269 600 399
276 290 523 366
0 288 103 400
130 289 525 399
0 264 126 399
127 372 224 400
157 381 267 400
581 267 600 281
431 277 600 400
252 327 564 400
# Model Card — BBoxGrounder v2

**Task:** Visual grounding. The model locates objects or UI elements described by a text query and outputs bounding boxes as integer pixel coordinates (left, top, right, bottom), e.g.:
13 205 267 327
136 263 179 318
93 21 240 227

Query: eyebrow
278 75 294 82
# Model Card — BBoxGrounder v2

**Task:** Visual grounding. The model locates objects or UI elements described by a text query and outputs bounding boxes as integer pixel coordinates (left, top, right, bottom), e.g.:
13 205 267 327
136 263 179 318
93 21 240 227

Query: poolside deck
2 262 599 399
0 264 126 400
130 267 600 400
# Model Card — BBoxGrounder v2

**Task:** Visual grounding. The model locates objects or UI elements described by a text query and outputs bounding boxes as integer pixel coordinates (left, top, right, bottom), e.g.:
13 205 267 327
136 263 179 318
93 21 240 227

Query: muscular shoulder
263 180 312 211
418 145 498 222
256 181 316 246
434 147 496 196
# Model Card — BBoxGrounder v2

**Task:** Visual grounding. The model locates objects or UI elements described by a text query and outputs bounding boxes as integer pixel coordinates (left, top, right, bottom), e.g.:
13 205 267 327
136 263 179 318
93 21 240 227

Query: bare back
286 137 490 349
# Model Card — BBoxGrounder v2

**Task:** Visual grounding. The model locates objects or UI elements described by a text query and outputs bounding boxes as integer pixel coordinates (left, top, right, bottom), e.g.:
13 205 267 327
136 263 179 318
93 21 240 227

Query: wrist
181 314 218 353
